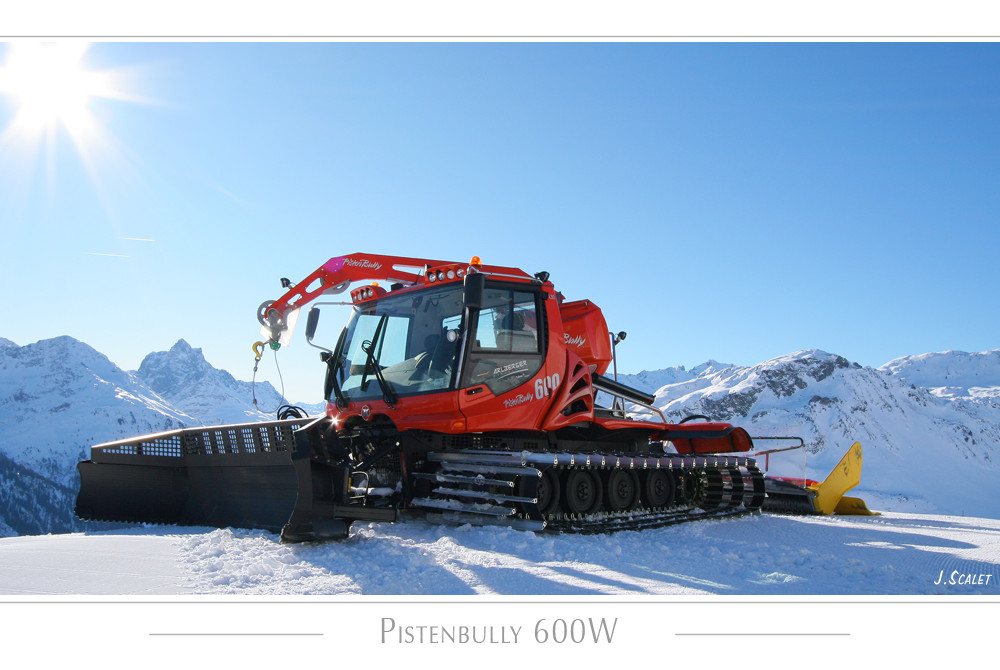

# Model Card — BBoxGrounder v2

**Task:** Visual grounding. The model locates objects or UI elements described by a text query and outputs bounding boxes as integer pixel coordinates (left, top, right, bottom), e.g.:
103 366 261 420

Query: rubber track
414 450 766 533
544 506 758 534
760 494 821 515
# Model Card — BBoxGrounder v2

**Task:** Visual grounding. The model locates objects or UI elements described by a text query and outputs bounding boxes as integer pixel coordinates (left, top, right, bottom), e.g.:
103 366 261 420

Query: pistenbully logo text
344 258 383 271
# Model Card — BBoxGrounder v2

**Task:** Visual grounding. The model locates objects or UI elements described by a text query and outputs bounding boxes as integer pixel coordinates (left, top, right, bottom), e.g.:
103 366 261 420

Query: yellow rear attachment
762 442 879 516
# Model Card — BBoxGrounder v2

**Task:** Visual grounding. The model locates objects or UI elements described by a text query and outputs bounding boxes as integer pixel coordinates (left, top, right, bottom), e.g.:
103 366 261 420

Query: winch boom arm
257 252 529 346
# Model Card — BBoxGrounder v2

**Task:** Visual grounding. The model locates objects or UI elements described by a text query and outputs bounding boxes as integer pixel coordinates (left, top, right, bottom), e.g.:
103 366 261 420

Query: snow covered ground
3 511 998 596
2 513 997 668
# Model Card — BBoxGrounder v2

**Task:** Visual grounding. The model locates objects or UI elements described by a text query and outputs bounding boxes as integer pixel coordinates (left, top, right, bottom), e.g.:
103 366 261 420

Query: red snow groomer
76 253 875 542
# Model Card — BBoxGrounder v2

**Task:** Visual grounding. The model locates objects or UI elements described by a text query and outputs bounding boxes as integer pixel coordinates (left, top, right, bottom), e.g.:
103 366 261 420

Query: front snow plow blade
834 495 879 515
762 442 879 516
75 417 395 542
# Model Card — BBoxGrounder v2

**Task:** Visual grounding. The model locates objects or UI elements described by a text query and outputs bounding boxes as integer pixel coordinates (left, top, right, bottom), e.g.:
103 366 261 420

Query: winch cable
251 341 286 415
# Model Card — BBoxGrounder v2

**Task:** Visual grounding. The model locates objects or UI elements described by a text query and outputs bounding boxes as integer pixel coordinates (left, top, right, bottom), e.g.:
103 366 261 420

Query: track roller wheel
727 467 747 509
675 470 698 506
699 469 725 511
628 471 641 507
604 469 638 511
676 468 719 510
516 468 561 518
562 469 603 515
747 467 766 510
643 469 675 508
534 468 561 517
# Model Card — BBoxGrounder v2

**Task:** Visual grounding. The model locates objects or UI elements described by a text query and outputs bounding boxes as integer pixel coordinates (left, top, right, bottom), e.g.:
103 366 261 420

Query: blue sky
1 42 998 403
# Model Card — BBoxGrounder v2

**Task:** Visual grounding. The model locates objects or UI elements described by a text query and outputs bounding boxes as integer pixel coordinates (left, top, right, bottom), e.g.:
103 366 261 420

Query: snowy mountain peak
169 338 200 356
135 339 286 425
880 349 1000 399
1 335 158 405
756 348 852 371
747 349 855 390
9 335 109 369
0 336 192 491
138 339 232 396
688 360 735 377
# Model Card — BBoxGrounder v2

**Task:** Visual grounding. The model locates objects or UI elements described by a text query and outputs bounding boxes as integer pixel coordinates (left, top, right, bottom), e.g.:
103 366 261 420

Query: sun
0 42 149 198
0 42 115 141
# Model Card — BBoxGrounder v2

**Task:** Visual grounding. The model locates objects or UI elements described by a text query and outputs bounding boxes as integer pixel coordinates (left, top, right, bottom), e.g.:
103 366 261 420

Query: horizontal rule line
674 633 851 637
149 633 323 637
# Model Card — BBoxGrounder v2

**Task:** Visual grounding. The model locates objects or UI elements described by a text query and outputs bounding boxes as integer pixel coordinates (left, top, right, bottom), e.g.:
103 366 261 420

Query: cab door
457 282 551 432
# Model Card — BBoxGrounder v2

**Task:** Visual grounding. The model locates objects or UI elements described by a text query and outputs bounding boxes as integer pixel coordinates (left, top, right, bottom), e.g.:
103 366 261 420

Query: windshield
335 283 465 402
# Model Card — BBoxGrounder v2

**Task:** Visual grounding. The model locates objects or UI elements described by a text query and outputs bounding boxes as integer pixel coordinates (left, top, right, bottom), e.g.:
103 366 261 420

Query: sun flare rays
0 42 153 212
0 43 112 141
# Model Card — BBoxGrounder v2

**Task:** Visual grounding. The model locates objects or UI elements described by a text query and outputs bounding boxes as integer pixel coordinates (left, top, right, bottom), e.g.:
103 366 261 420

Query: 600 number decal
534 374 560 399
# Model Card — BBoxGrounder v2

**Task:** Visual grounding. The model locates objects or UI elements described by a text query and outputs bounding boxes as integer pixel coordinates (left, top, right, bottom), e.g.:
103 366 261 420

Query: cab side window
461 288 544 395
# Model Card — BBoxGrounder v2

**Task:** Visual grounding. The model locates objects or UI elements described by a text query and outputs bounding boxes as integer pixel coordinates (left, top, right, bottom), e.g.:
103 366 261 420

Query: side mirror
305 307 321 342
464 272 485 310
305 307 333 354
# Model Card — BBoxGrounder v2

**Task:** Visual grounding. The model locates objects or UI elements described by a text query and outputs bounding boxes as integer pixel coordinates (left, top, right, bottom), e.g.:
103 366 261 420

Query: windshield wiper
360 314 398 408
325 327 349 409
